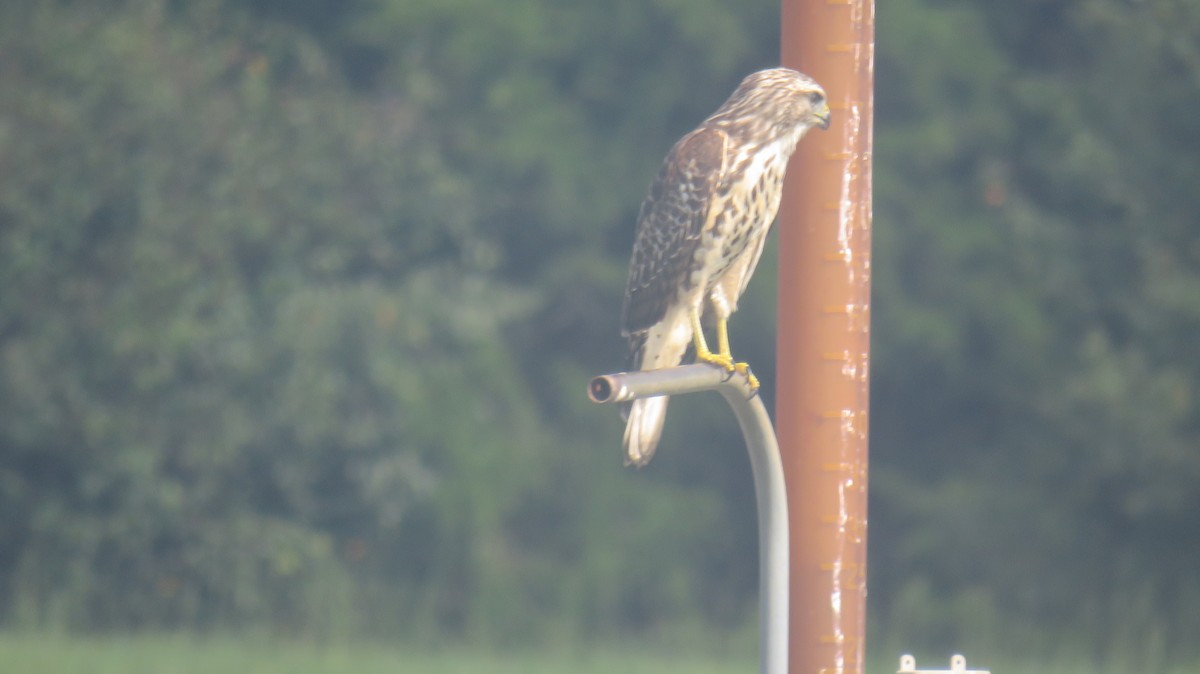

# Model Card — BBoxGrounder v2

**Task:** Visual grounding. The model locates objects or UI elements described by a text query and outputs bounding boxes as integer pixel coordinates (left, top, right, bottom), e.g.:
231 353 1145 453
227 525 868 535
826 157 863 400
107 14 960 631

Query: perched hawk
620 67 831 467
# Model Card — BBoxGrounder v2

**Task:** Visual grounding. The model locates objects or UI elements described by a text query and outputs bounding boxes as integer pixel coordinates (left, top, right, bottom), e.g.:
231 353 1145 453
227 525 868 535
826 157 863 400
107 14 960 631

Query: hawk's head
709 67 831 137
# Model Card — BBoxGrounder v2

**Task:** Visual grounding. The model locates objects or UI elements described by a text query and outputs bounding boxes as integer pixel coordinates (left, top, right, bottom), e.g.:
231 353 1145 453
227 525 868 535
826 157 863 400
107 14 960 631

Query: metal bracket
588 363 787 674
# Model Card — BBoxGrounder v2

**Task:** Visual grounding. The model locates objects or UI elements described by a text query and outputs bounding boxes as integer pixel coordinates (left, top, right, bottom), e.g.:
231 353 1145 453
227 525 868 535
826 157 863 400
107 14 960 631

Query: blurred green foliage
0 0 1197 667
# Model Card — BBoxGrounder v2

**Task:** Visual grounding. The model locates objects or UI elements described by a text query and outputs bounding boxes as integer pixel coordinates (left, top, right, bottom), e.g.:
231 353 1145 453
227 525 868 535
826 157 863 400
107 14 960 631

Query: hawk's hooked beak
813 102 832 130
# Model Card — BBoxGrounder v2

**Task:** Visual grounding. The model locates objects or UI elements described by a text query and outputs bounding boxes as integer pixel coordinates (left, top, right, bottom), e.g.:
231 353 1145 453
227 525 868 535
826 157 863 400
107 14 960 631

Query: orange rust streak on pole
779 1 873 673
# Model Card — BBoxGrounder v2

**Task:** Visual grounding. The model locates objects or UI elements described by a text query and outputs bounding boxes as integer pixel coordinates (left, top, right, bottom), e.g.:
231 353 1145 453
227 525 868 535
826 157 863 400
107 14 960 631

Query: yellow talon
718 315 758 388
734 361 760 390
690 307 735 370
691 308 759 391
690 307 735 371
698 349 735 371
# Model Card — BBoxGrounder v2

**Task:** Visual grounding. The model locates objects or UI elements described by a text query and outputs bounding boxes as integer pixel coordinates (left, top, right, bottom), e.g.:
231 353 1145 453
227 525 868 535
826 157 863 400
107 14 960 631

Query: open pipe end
588 375 617 404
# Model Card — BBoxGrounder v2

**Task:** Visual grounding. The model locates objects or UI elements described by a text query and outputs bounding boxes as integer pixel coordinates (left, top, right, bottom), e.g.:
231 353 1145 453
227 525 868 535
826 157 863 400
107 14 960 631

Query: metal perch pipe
588 364 788 674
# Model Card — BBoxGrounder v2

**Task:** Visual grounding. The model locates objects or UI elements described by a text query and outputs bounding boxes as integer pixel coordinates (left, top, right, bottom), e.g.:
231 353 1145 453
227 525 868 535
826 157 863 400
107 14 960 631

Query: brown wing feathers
621 128 728 336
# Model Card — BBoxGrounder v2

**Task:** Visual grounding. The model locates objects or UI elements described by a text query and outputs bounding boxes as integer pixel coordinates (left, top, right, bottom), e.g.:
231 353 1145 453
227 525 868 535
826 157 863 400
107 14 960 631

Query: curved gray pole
588 364 788 674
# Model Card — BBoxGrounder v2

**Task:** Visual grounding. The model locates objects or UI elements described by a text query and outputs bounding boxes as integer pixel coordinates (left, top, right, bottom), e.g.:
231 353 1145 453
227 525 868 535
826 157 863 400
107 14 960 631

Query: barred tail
623 396 669 467
619 308 692 467
621 332 667 466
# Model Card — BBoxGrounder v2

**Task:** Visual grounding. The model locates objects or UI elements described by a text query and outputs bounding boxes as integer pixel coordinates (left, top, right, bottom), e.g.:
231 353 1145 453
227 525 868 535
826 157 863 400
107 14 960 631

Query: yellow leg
716 316 760 391
690 307 734 371
690 309 760 391
716 316 732 361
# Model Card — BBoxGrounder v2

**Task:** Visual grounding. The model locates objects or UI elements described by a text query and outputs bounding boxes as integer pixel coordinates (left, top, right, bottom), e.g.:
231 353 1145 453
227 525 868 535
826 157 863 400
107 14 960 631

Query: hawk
620 67 830 467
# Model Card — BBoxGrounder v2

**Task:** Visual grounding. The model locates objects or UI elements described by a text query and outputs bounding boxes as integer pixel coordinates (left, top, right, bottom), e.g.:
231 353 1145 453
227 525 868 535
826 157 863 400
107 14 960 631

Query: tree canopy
1 0 1197 666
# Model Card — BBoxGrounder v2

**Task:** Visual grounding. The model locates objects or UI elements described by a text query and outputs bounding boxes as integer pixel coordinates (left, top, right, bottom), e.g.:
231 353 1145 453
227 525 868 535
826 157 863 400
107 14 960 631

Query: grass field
0 633 755 674
1 633 1197 674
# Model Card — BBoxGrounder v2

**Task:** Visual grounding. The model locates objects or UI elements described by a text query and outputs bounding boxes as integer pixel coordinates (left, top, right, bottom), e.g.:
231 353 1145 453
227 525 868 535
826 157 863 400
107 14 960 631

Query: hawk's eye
807 91 825 105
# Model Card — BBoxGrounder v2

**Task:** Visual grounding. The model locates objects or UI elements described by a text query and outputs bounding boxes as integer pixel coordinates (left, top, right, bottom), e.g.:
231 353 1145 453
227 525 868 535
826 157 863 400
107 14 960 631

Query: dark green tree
2 0 1198 664
870 0 1200 665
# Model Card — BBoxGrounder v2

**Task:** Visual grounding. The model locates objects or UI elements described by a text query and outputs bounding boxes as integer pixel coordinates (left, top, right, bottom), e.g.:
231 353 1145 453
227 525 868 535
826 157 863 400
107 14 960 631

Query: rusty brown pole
778 0 874 673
